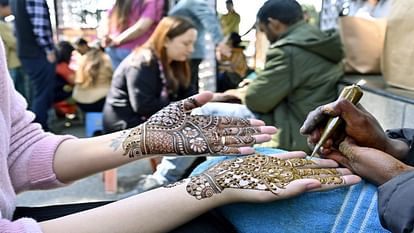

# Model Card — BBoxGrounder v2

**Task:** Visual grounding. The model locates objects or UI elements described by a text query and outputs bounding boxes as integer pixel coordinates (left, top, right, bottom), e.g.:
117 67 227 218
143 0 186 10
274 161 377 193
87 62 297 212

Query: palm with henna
182 151 361 202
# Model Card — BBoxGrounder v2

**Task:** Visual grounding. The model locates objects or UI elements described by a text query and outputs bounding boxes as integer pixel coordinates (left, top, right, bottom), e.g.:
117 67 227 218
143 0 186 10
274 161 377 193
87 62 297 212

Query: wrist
385 138 410 160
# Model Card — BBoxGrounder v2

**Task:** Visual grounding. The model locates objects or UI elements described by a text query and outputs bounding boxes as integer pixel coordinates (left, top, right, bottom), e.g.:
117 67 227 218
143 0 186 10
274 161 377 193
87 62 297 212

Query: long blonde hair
76 48 113 88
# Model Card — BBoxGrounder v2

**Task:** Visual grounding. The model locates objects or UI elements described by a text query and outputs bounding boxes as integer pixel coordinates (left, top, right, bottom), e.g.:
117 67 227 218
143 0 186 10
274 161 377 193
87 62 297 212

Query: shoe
117 175 165 199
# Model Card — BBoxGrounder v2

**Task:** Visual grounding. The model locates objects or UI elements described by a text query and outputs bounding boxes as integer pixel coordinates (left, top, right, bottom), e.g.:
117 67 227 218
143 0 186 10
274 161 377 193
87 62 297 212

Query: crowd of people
1 0 413 232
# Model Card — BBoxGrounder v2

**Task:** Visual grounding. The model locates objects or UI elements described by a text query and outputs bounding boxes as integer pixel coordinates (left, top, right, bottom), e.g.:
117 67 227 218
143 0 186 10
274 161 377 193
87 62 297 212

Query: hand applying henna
121 91 277 157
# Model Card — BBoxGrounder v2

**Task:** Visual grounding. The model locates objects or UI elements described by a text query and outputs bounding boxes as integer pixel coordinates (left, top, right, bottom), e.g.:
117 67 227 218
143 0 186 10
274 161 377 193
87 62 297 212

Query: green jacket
245 21 344 153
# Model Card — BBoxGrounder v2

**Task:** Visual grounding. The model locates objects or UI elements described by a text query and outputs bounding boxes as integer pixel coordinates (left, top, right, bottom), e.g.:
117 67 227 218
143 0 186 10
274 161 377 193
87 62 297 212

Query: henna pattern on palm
184 154 344 200
122 98 260 157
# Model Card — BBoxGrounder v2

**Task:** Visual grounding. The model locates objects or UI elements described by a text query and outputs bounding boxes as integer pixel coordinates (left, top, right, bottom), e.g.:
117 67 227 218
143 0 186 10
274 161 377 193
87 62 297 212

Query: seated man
133 0 345 193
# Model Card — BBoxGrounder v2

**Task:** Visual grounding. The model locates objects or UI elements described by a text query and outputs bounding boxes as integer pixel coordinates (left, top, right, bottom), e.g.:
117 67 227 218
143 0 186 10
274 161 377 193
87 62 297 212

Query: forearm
53 130 137 183
384 138 410 161
113 19 153 46
40 181 226 233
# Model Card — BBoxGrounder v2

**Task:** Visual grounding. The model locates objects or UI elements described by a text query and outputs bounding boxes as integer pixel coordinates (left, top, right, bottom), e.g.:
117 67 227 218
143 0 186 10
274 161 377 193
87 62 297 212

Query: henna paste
186 154 344 200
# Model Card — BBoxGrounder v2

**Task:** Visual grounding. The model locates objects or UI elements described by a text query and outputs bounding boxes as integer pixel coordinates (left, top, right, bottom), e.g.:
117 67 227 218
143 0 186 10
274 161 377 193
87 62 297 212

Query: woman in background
103 16 197 133
73 46 113 112
101 0 164 69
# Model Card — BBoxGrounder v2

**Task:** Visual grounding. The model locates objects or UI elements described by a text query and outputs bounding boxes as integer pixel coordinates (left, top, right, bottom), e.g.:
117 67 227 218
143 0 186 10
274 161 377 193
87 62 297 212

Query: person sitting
1 37 363 232
53 40 77 118
103 16 197 133
72 46 113 113
216 32 250 92
74 37 90 55
300 97 414 233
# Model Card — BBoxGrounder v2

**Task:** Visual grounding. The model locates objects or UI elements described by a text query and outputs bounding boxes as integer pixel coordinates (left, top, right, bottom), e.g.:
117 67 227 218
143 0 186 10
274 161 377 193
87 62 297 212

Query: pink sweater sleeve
8 91 76 193
0 218 43 233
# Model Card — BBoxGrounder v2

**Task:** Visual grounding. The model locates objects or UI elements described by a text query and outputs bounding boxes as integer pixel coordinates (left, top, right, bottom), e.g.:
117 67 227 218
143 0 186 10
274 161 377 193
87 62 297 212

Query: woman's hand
324 138 414 185
183 151 361 202
122 91 277 157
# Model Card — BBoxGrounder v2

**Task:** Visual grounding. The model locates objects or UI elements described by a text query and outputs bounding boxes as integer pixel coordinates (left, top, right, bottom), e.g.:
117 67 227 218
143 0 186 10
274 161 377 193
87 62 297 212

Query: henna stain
186 154 344 200
110 130 130 152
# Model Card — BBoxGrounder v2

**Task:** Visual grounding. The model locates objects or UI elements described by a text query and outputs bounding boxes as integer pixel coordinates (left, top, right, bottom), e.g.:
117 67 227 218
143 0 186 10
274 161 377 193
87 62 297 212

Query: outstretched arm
41 152 360 233
53 91 277 183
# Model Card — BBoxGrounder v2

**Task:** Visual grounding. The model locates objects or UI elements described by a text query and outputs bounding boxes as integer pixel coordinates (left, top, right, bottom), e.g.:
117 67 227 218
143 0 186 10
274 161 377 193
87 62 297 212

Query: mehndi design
122 98 260 157
183 154 344 200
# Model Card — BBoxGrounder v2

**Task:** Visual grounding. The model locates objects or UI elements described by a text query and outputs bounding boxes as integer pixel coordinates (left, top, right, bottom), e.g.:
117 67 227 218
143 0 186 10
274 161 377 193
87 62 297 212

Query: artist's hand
324 138 414 185
300 99 389 155
122 91 277 157
183 151 360 202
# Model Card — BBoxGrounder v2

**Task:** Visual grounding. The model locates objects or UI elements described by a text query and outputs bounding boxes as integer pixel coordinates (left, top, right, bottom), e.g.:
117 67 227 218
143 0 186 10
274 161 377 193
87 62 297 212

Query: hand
183 151 361 201
325 138 414 185
237 78 252 88
47 51 56 63
300 99 389 155
122 91 277 157
211 92 240 103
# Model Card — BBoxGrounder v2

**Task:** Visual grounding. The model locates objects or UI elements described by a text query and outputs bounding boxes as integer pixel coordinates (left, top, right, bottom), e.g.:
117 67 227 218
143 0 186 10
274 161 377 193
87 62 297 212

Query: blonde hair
75 48 113 88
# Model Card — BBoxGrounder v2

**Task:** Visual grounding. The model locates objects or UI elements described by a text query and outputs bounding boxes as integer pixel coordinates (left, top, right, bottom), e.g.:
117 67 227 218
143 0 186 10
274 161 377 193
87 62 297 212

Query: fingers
300 106 326 135
309 175 362 192
218 126 276 137
183 91 214 111
269 151 307 160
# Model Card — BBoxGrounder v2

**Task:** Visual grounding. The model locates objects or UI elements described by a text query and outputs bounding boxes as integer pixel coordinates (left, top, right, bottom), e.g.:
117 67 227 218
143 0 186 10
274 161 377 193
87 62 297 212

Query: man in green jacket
245 0 344 152
129 0 344 194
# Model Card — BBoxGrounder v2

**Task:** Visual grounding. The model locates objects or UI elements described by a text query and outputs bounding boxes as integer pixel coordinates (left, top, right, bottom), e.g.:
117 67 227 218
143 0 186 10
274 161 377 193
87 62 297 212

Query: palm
186 152 360 201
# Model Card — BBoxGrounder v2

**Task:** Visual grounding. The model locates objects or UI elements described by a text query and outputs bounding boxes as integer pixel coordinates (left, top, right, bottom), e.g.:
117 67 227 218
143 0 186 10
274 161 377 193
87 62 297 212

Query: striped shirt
26 0 54 53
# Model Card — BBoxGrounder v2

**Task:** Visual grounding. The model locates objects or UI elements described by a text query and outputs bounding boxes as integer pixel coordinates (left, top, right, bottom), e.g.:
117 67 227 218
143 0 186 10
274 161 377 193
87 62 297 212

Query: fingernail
306 182 321 190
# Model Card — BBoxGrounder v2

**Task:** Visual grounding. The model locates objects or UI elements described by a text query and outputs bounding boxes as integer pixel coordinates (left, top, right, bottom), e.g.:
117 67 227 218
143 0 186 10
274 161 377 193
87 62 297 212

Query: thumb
183 91 214 111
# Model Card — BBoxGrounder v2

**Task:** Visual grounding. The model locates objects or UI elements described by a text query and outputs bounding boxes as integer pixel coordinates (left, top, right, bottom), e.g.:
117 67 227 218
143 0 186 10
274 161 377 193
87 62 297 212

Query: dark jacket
245 21 344 152
103 51 195 133
378 128 414 233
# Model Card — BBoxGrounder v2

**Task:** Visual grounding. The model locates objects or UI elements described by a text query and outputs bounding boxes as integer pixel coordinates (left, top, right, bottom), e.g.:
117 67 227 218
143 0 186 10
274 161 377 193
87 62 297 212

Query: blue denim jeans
152 103 257 183
105 47 131 70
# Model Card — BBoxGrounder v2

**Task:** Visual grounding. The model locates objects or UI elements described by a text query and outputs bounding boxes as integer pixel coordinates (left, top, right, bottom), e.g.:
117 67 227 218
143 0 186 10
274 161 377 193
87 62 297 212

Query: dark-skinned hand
300 99 403 158
325 138 414 185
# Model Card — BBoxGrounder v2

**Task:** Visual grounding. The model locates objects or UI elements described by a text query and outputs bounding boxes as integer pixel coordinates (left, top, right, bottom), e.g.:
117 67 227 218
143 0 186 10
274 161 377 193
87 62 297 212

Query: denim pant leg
20 57 55 130
152 103 257 183
105 47 131 70
9 67 31 105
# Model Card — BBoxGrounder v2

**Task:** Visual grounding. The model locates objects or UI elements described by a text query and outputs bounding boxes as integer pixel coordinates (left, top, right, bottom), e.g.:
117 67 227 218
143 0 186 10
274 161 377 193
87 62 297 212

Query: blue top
169 0 223 59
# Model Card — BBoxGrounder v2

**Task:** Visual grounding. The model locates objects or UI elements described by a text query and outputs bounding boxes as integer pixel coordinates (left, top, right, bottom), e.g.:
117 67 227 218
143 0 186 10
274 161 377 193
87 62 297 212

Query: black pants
13 202 236 233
